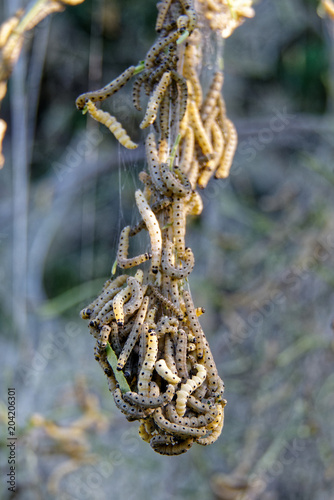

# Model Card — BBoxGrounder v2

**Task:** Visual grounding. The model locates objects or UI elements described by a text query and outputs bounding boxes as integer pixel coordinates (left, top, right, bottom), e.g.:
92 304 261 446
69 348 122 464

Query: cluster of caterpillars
78 0 252 455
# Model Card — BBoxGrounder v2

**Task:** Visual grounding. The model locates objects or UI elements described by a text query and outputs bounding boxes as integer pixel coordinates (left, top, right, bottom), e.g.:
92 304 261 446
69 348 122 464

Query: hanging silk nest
78 0 254 455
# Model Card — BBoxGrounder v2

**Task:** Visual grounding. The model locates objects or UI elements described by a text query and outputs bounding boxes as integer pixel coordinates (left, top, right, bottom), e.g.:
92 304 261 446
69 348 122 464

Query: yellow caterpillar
135 189 162 274
85 100 138 150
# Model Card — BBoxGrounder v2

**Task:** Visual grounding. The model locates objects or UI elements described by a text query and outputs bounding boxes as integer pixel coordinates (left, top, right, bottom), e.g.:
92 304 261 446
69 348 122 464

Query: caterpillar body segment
85 100 138 149
140 71 172 129
76 66 136 110
150 434 194 455
155 359 181 384
135 190 162 274
116 297 149 371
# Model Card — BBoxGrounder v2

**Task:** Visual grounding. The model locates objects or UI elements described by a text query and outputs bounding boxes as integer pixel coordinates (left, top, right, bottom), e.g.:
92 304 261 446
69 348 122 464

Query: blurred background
1 0 334 498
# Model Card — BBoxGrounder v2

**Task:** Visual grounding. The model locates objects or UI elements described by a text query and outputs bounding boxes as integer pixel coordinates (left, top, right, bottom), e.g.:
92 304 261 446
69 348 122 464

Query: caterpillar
85 100 138 150
200 71 224 122
138 422 152 443
137 329 158 396
159 93 170 141
160 163 190 197
116 297 149 371
112 281 133 327
175 364 207 416
214 118 238 179
170 71 188 124
148 47 177 87
108 322 121 356
179 0 197 32
145 30 180 69
196 401 226 446
129 198 171 237
155 359 181 384
172 196 186 256
186 190 203 216
186 158 199 190
188 99 213 157
198 120 225 188
132 70 150 111
183 290 205 359
156 315 178 337
135 190 162 274
123 276 145 318
180 126 195 174
117 226 152 269
80 275 128 319
99 325 111 349
155 0 173 32
164 334 178 376
123 383 175 408
202 338 225 397
145 133 171 197
161 241 195 279
149 285 184 320
140 71 172 129
166 402 218 428
150 434 194 456
153 407 207 437
113 388 150 419
169 278 181 313
76 66 136 110
175 328 189 382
